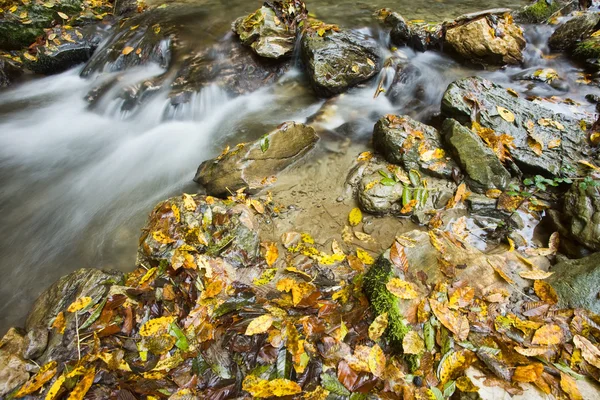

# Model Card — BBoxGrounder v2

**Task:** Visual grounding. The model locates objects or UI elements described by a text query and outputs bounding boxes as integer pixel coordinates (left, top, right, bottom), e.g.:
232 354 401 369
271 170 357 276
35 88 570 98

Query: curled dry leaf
573 335 600 369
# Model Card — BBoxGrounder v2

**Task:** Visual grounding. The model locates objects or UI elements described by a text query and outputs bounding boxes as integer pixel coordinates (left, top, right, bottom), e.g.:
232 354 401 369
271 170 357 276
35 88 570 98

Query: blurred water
4 0 600 333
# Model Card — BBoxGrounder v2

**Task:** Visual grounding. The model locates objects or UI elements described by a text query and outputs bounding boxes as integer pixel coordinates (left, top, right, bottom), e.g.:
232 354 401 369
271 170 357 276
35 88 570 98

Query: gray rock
441 76 588 177
233 1 307 59
563 177 600 251
444 13 526 66
0 56 22 88
547 252 600 313
443 118 511 193
373 115 456 179
548 12 600 52
301 28 381 97
357 172 404 215
23 327 48 360
0 328 29 397
390 19 443 52
194 122 318 197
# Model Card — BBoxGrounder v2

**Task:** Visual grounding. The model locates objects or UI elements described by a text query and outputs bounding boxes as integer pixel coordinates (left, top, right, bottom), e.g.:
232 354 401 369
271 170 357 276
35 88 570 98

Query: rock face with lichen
516 0 566 23
548 253 600 314
563 178 600 251
548 12 600 52
233 0 307 59
194 122 318 197
301 23 381 97
444 12 526 66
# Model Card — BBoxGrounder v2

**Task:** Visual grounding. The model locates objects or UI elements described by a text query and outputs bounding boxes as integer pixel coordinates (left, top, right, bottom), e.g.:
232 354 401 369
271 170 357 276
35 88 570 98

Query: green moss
363 256 410 351
518 0 561 24
574 37 600 60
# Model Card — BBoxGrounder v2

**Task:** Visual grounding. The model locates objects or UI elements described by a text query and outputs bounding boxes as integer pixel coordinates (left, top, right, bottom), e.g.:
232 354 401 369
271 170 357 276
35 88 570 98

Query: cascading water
1 0 598 336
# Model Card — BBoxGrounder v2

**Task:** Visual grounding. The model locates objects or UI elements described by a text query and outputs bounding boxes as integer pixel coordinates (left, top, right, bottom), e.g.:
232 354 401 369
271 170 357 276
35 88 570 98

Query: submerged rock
563 177 600 251
301 24 381 97
443 118 511 193
194 122 318 197
233 0 307 59
441 76 588 177
444 12 526 66
548 252 600 313
548 11 600 52
373 115 456 179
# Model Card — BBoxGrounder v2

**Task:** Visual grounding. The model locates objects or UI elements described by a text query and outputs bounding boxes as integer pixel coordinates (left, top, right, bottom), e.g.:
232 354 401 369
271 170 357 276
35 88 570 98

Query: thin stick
75 312 81 360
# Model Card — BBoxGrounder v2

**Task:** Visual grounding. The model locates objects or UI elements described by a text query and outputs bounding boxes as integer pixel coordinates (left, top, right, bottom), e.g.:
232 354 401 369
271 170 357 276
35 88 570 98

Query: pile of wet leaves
3 187 600 400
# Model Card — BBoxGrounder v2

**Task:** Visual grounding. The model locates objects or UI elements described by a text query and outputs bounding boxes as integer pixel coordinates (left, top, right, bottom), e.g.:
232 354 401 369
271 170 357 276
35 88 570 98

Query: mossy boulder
547 252 600 314
563 177 600 251
573 35 600 62
373 115 457 180
443 118 511 194
194 122 318 197
0 0 86 50
548 12 600 52
300 25 381 97
441 76 588 177
516 0 564 24
233 0 307 59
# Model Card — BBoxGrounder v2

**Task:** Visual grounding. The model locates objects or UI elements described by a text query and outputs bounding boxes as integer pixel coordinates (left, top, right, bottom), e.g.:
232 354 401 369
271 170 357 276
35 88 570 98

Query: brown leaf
573 335 600 369
430 299 469 341
532 324 563 346
513 363 544 383
390 241 409 273
386 278 418 299
533 280 558 305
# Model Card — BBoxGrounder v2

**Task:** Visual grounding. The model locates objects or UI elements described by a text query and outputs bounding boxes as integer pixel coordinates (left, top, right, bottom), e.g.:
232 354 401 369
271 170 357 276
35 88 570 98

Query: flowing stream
3 0 600 334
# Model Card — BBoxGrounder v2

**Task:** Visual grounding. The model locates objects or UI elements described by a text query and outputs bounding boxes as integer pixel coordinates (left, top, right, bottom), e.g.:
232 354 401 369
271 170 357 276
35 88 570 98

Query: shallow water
3 0 600 334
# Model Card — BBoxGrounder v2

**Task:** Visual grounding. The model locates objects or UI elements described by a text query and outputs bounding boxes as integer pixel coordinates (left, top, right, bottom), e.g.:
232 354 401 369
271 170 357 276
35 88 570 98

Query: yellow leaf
245 314 274 336
253 268 277 286
276 278 315 306
51 311 66 334
182 193 196 211
578 160 600 170
402 330 424 354
386 278 418 299
487 259 515 285
348 207 362 226
201 279 224 299
357 151 373 162
573 335 600 369
171 204 180 223
139 316 176 337
514 346 549 357
506 88 519 97
497 106 515 123
263 242 279 266
438 350 469 385
152 231 175 244
57 11 68 19
533 280 558 304
22 52 37 62
548 138 561 149
16 361 57 397
351 64 359 73
456 376 479 393
354 231 374 242
67 296 92 313
67 367 95 400
122 46 135 55
368 312 388 341
485 189 502 198
560 372 583 400
513 363 544 383
356 248 374 265
532 324 563 346
242 375 301 398
519 269 553 280
368 344 386 377
9 5 17 12
430 299 469 341
139 266 157 284
45 374 66 400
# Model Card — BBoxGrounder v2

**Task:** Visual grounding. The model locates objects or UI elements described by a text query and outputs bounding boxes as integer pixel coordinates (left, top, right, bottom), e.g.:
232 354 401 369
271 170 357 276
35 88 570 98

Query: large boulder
194 122 318 197
573 35 600 65
515 0 569 24
443 118 511 193
373 115 457 179
563 177 600 251
0 328 29 397
548 12 600 52
391 19 443 52
547 252 600 314
232 0 307 59
300 24 381 97
441 76 588 177
444 12 526 66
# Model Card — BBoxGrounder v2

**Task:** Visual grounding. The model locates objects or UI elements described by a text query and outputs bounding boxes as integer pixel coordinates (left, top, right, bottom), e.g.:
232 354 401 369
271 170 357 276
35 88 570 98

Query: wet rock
547 252 600 313
25 25 107 75
301 26 381 97
0 55 23 88
23 327 48 360
233 0 307 59
516 0 569 24
390 18 443 52
573 35 600 64
512 67 568 91
441 76 588 177
385 63 424 106
563 177 600 250
443 118 511 193
0 328 29 397
357 172 405 215
113 0 139 16
548 11 600 52
0 0 89 50
373 115 456 179
194 122 318 197
444 12 526 66
25 268 123 363
138 194 262 270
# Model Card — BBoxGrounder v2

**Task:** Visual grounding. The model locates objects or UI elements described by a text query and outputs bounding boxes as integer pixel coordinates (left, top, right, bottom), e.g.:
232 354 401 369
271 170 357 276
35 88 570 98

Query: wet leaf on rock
15 361 58 397
532 324 563 346
122 46 134 55
533 280 558 305
368 312 388 341
386 278 418 299
67 296 93 313
497 106 515 123
348 208 362 226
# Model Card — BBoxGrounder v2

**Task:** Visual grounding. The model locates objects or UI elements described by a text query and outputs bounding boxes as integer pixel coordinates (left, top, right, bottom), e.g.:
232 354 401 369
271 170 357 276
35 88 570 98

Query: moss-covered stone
363 257 409 351
516 0 562 24
574 36 600 61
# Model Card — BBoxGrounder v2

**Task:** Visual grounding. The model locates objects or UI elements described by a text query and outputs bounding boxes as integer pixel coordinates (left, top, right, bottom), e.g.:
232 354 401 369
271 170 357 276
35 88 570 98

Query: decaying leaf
437 350 470 385
386 278 418 299
573 335 600 369
122 46 134 55
15 361 58 397
242 375 302 398
497 106 515 123
139 316 176 337
246 314 274 336
68 367 96 400
390 241 409 273
368 344 386 377
513 363 544 383
348 208 362 226
402 330 424 355
368 312 389 342
430 299 469 341
263 242 279 266
67 296 93 313
533 280 558 305
532 324 563 346
52 311 66 334
356 248 374 265
519 269 553 280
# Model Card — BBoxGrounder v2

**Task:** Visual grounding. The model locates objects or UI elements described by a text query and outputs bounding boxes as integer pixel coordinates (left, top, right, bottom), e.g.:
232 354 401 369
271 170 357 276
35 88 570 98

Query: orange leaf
533 280 558 305
390 241 409 273
430 299 469 341
532 324 563 346
15 361 57 397
513 363 544 383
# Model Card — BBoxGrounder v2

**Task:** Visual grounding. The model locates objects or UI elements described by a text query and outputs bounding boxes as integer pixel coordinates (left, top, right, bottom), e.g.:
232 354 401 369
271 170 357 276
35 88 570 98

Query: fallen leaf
122 46 134 55
560 372 583 400
68 367 96 400
356 248 374 265
52 311 66 334
533 280 558 304
402 330 424 354
67 296 92 313
242 375 302 398
348 208 362 226
386 278 418 299
15 361 57 397
437 350 469 385
57 11 68 19
514 346 549 357
390 241 409 273
497 106 515 123
513 363 544 383
532 324 563 346
368 344 386 377
573 335 600 369
519 269 553 280
139 316 176 337
263 242 279 266
368 312 388 341
430 299 469 341
246 314 274 336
